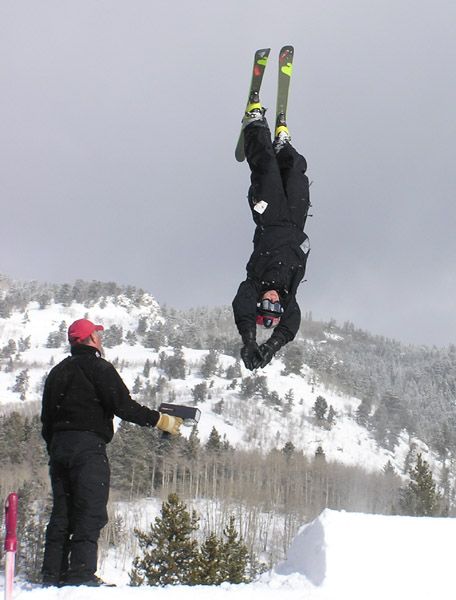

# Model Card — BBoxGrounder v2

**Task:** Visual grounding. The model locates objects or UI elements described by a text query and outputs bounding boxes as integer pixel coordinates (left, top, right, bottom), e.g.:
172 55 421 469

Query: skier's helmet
256 298 283 329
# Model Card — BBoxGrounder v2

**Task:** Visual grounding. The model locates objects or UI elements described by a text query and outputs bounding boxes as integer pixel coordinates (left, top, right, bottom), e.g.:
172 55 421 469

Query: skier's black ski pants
244 120 309 230
42 431 110 583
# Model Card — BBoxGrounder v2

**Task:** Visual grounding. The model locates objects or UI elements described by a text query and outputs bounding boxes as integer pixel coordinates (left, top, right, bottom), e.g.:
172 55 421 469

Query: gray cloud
1 0 455 346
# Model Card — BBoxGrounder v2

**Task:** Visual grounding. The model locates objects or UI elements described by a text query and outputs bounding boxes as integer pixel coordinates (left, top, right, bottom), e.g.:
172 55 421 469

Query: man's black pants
244 120 310 230
42 431 110 584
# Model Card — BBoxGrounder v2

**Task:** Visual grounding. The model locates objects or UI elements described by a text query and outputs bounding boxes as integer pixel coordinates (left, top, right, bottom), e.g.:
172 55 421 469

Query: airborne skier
232 47 311 371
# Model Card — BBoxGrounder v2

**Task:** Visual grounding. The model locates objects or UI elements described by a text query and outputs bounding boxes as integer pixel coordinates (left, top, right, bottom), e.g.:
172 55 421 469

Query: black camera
158 402 201 427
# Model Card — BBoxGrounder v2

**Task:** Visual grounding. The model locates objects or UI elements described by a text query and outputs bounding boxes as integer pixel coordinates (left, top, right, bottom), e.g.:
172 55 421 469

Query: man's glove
240 331 263 371
156 413 183 435
258 338 282 369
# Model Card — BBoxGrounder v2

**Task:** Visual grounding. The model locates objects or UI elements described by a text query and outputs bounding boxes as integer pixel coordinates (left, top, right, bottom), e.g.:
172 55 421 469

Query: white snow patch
5 509 456 599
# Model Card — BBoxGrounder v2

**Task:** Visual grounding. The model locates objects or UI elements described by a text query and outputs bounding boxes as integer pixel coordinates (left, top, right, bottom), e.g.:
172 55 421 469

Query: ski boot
242 90 266 129
273 111 291 153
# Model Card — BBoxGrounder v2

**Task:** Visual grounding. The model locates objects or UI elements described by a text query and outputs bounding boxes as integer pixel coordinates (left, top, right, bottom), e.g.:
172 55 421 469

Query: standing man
232 92 311 370
41 318 182 587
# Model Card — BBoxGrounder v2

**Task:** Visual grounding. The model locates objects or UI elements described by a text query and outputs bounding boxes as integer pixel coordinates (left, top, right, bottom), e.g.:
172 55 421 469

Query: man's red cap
68 319 104 344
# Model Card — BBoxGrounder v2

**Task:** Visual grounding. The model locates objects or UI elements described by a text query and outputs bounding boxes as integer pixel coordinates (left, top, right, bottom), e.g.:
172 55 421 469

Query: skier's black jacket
232 120 310 351
41 343 159 447
232 223 309 347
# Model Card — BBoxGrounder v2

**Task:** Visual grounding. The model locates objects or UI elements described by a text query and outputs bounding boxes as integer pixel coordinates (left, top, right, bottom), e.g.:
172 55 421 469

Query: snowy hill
4 509 456 600
0 282 436 477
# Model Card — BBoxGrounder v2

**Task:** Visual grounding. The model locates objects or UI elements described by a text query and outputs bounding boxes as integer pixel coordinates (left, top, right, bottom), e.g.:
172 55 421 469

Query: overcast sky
1 0 455 347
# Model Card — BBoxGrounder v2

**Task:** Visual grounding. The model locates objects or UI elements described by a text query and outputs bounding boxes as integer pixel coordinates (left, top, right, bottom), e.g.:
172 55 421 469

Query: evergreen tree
201 349 219 379
12 369 29 401
282 441 295 458
17 336 31 352
313 395 328 422
183 426 201 461
38 292 51 309
0 299 12 318
219 516 250 584
265 390 281 407
281 344 304 376
225 360 242 380
143 359 151 378
327 405 336 428
372 392 406 450
46 330 64 348
55 283 72 306
356 397 372 427
213 399 224 415
2 339 17 358
192 382 207 403
240 375 268 401
132 375 143 395
315 445 326 462
125 330 137 346
103 325 124 348
206 427 222 453
399 454 442 516
109 421 159 495
16 481 49 582
137 316 148 336
197 532 223 585
283 389 294 415
130 493 200 586
144 327 165 350
161 348 186 380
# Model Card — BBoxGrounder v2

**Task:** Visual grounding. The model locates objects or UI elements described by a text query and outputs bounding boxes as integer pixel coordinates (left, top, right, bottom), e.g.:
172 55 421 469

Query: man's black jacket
41 344 159 447
232 223 309 347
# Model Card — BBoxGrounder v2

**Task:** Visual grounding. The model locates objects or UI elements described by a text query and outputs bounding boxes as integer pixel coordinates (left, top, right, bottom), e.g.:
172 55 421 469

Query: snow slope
0 298 437 477
5 509 456 600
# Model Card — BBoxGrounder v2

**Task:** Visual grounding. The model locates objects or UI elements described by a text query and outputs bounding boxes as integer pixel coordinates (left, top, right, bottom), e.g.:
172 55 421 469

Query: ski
235 48 271 162
276 45 294 130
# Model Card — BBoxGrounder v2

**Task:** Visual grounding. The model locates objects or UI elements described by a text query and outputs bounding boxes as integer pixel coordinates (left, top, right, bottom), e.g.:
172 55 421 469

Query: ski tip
255 48 271 58
279 46 294 61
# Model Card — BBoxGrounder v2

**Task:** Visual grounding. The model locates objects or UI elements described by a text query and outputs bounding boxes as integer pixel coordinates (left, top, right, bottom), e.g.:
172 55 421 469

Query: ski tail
275 45 294 137
235 48 271 162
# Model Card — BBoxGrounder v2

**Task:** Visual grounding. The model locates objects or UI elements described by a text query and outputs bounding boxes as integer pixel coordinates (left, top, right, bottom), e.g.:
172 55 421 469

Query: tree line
0 410 448 583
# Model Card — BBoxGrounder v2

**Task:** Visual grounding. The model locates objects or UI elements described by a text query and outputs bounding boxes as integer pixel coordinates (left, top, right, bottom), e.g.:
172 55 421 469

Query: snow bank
7 509 456 599
276 508 456 599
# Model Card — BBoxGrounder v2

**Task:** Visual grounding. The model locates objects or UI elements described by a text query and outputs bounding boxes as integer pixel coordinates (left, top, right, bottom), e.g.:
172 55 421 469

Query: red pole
4 493 18 600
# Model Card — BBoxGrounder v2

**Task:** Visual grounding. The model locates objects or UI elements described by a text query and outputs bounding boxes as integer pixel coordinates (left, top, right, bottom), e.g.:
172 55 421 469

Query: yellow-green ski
235 48 271 162
276 46 294 128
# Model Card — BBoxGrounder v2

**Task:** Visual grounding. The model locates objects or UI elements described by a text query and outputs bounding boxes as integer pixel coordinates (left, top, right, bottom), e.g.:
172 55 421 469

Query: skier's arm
232 279 260 342
90 361 182 434
40 377 53 449
232 279 264 370
93 362 160 427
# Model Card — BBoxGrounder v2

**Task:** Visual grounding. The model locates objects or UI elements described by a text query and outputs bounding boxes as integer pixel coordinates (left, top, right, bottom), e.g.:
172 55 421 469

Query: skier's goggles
257 299 284 316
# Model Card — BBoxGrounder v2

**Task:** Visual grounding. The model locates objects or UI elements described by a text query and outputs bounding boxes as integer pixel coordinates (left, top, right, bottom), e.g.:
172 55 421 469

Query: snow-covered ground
4 509 456 600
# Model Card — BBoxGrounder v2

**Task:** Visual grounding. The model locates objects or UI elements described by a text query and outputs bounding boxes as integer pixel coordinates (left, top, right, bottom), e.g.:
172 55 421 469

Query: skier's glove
241 341 263 371
156 413 183 435
258 338 282 369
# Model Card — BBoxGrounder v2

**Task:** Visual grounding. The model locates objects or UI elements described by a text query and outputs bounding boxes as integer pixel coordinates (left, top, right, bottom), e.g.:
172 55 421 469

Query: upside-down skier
232 89 311 371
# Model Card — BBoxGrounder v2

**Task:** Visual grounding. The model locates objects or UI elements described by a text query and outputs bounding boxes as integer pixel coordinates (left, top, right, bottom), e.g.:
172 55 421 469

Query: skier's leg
276 141 310 230
66 436 110 584
42 460 71 584
244 119 287 227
